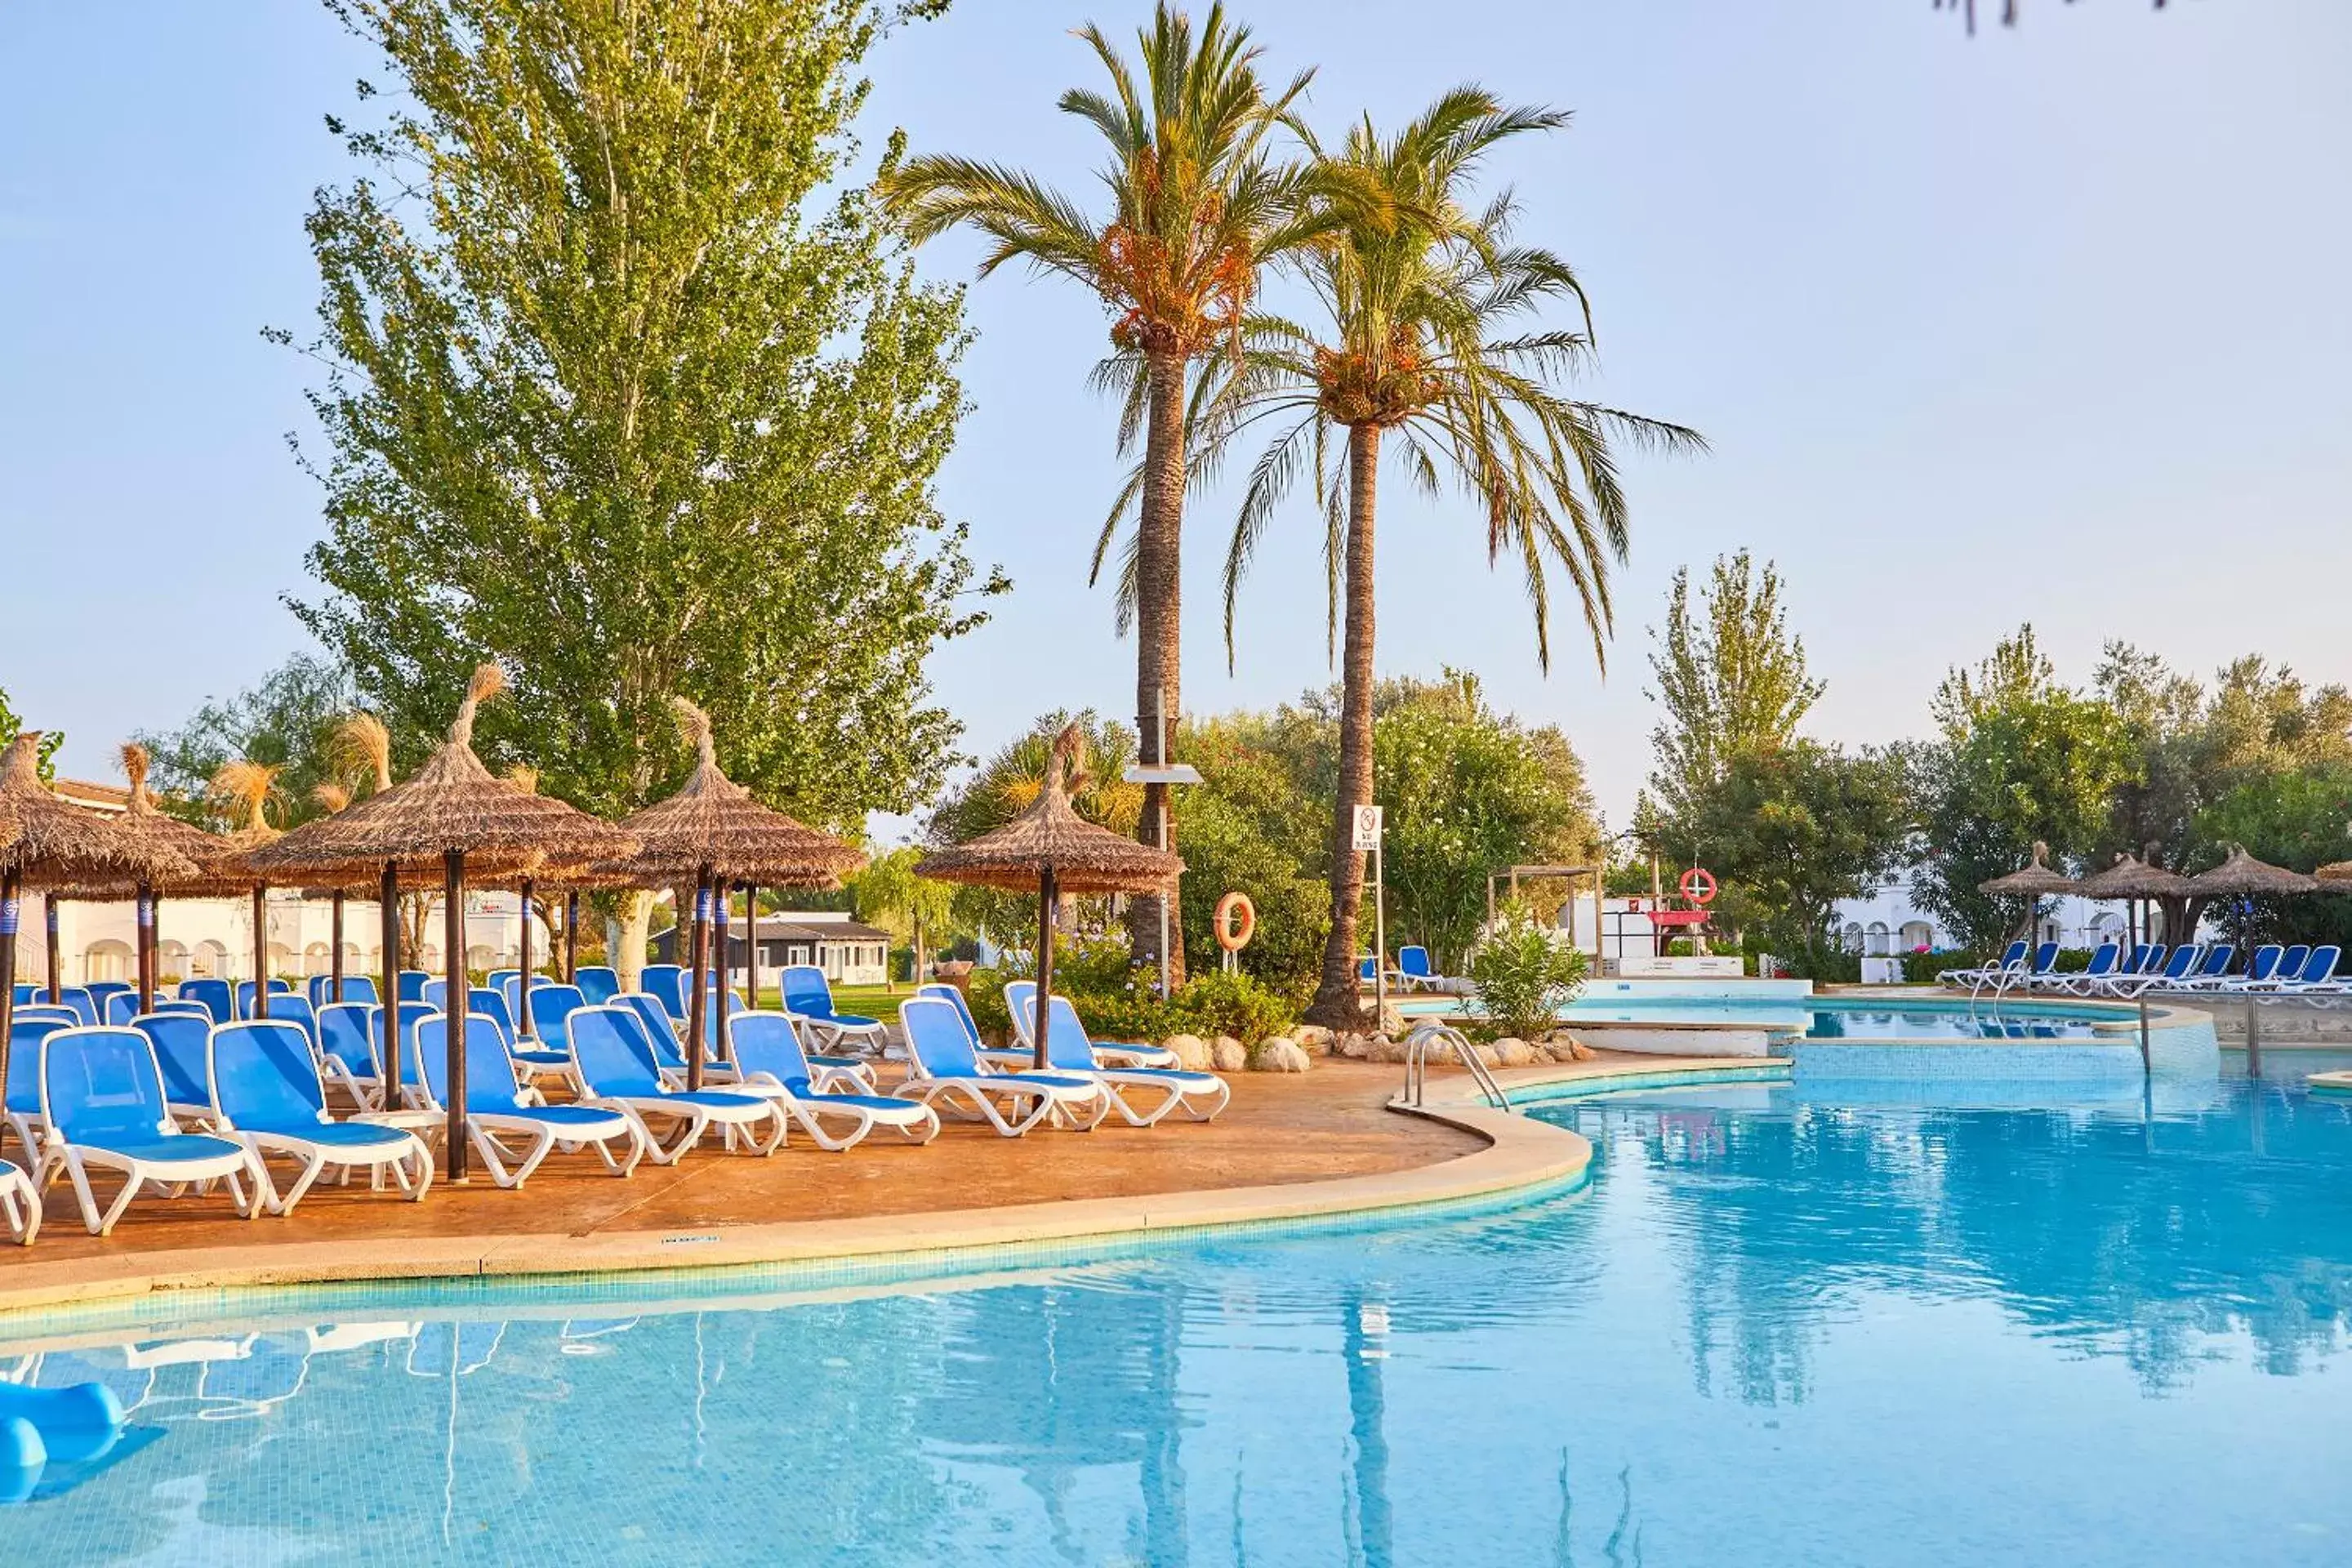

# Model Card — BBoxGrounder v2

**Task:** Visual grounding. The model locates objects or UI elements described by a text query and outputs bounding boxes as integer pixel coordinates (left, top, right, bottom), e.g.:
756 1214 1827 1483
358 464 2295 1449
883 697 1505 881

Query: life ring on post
1213 892 1257 952
1678 866 1718 906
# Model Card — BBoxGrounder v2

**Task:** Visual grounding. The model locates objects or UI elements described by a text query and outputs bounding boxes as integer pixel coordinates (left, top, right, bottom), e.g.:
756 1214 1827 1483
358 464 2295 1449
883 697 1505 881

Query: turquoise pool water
1401 991 2119 1039
5 1063 2350 1565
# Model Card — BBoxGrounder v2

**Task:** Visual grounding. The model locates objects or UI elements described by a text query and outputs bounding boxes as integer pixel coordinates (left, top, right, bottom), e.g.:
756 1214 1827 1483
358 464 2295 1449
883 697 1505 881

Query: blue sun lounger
779 965 886 1055
566 1005 783 1164
727 1013 939 1151
1002 980 1179 1068
0 1155 33 1244
1022 995 1231 1127
896 997 1109 1136
411 1014 644 1187
38 1026 267 1236
131 1013 221 1128
206 1020 431 1214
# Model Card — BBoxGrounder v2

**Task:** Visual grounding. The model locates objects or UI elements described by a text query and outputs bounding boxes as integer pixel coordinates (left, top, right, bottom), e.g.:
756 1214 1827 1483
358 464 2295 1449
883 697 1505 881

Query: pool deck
0 1057 1745 1323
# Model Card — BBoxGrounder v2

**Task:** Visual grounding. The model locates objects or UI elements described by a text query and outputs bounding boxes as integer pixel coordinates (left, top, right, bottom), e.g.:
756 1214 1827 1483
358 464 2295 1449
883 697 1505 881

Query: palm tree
880 2 1316 983
1196 90 1704 1025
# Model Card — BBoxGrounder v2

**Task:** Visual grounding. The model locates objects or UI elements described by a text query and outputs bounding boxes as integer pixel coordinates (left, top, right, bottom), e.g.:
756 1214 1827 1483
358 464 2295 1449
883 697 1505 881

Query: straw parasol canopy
601 698 864 1085
1978 840 2080 898
2074 851 2192 900
56 743 235 900
917 722 1182 1070
915 723 1183 898
2185 843 2319 898
0 730 201 1095
0 733 197 892
244 665 637 885
2317 861 2352 885
604 699 865 888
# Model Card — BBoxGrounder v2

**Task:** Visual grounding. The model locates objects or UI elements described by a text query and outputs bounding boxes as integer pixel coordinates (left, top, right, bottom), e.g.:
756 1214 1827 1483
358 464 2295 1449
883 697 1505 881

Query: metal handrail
1401 1022 1511 1111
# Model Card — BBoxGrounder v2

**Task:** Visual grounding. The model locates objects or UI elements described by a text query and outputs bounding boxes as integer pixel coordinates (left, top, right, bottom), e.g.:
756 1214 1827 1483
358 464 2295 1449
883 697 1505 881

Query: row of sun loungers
1940 940 2345 999
0 973 1230 1246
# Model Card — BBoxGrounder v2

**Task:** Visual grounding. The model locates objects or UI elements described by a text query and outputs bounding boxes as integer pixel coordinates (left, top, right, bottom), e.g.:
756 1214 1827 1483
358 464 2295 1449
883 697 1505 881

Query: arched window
304 942 332 976
158 939 190 984
1841 923 1865 956
82 939 134 984
192 939 229 978
1865 922 1891 956
1900 921 1934 952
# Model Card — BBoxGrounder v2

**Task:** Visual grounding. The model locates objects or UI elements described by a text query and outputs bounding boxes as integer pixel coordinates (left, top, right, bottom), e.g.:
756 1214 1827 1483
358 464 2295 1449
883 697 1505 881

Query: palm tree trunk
1130 347 1188 986
1310 424 1382 1028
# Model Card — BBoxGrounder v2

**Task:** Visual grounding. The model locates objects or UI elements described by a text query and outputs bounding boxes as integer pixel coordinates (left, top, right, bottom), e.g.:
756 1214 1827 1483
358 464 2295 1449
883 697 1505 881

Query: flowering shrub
1467 904 1588 1040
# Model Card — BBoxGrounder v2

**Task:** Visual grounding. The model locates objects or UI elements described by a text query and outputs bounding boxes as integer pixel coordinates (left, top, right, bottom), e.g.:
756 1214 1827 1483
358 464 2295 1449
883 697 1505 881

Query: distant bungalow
649 911 893 989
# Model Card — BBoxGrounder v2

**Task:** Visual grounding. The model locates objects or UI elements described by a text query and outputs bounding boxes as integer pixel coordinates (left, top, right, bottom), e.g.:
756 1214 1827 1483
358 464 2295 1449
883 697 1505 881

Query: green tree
288 0 995 867
134 653 354 830
1651 742 1912 959
846 844 959 989
1644 550 1822 822
2196 765 2352 951
1369 673 1599 975
1914 626 2139 946
0 688 62 782
882 2 1316 983
1192 90 1700 1024
1174 711 1330 995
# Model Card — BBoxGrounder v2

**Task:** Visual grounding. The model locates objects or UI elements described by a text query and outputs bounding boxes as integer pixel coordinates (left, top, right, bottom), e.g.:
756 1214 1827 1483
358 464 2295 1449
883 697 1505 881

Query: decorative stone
1162 1032 1214 1072
1375 1004 1405 1036
1249 1037 1312 1073
1567 1039 1597 1062
1295 1024 1336 1054
1335 1031 1372 1059
1370 1034 1410 1064
1490 1037 1537 1067
1541 1029 1580 1050
1212 1035 1248 1073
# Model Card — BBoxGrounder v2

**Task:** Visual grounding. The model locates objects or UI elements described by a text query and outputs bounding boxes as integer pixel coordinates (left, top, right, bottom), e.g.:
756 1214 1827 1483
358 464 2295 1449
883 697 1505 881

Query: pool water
1400 994 2121 1040
6 1067 2351 1566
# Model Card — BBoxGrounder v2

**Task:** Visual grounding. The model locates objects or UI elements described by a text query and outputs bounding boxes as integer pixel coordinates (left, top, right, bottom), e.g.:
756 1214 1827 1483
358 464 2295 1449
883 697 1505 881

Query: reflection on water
1 1078 2348 1566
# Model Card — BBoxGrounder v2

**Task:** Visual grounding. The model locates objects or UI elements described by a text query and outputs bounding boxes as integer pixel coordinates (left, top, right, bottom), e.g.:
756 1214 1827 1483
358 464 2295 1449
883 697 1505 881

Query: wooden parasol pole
330 889 345 1004
45 895 61 1003
517 876 537 1040
1033 864 1058 1071
742 882 759 1010
0 874 19 1129
250 886 271 1020
443 849 470 1180
685 866 711 1092
136 883 156 1013
713 880 733 1071
564 889 580 983
380 863 402 1104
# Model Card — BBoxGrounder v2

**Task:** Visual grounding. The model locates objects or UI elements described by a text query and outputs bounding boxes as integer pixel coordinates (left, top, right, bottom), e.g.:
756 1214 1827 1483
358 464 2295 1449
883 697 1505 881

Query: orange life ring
1213 892 1256 952
1679 866 1718 906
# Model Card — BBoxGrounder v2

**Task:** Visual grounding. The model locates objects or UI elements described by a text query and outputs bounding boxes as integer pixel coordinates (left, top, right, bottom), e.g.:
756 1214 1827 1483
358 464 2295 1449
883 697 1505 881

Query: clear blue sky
4 1 2346 829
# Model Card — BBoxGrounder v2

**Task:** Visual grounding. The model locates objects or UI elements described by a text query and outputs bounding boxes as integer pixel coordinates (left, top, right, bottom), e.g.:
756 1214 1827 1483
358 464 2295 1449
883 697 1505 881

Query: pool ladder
1400 1022 1512 1112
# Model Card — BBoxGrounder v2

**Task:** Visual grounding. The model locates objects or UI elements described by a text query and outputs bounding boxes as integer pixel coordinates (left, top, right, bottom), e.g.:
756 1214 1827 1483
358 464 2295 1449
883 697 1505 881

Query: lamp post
1121 687 1201 1000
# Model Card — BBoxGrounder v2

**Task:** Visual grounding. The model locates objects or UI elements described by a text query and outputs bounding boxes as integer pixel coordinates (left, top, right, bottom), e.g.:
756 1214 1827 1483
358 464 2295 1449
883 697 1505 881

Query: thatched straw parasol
243 666 638 1178
2185 844 2319 898
1979 840 2080 898
915 722 1183 1070
107 744 242 1011
209 760 291 1020
0 731 199 1105
604 699 864 1087
2316 861 2352 885
2075 851 2193 952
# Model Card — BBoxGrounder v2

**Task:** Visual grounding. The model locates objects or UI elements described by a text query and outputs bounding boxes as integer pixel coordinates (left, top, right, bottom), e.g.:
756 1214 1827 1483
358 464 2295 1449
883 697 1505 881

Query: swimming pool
1399 990 2124 1040
4 1062 2348 1565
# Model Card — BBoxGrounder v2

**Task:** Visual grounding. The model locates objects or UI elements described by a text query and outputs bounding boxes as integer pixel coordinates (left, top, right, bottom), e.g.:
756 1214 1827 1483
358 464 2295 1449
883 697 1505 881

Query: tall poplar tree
286 0 997 901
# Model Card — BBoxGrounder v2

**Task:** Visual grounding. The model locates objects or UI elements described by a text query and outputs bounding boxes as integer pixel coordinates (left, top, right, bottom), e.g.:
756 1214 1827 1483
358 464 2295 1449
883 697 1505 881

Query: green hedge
960 948 1303 1048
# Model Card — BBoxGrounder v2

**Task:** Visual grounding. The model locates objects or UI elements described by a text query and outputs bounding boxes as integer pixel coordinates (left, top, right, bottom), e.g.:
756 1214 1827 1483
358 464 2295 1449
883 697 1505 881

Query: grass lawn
741 982 913 1018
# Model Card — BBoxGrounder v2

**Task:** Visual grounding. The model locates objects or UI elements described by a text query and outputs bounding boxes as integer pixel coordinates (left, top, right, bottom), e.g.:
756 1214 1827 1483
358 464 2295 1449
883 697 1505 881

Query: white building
16 776 541 985
1832 868 2128 956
